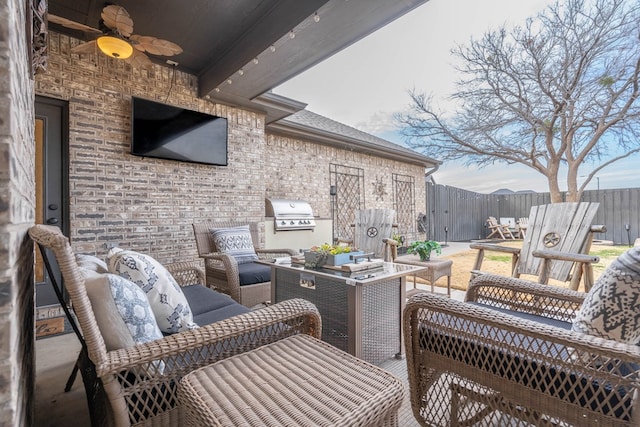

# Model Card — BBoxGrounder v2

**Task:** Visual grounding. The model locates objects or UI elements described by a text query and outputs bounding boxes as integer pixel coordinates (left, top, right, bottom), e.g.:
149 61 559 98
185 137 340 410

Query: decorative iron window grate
330 164 365 243
393 173 416 239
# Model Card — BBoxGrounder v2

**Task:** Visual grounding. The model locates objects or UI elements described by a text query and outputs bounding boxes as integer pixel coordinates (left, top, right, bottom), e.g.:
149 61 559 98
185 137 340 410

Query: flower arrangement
310 243 356 255
305 243 362 267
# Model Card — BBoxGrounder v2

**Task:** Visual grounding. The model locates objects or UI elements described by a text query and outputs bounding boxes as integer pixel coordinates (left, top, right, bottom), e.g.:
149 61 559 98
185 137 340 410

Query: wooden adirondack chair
471 202 606 291
486 216 516 240
353 208 396 259
516 217 529 238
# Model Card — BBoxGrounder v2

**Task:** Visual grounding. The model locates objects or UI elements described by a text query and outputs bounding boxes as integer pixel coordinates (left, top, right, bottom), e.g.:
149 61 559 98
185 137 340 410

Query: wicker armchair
29 224 321 427
192 220 298 307
404 273 640 426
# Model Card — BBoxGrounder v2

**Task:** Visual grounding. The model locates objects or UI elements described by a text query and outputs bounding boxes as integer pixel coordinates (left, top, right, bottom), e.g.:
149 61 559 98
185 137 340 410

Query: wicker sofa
404 274 640 426
29 224 321 427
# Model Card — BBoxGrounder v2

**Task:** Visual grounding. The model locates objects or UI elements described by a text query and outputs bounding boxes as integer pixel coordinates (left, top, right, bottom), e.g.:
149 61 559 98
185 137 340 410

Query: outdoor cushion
210 225 259 264
193 304 251 326
181 284 249 316
421 304 635 420
76 253 109 273
107 247 198 334
573 246 640 343
85 273 163 351
237 261 271 286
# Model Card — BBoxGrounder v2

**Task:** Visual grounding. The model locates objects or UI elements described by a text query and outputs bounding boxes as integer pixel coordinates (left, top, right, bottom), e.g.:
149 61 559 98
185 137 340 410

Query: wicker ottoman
178 334 404 426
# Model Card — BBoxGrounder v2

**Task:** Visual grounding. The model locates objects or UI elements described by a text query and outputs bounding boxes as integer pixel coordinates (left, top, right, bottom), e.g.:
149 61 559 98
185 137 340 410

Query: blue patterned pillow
108 248 198 334
84 273 163 349
572 246 640 343
210 225 259 264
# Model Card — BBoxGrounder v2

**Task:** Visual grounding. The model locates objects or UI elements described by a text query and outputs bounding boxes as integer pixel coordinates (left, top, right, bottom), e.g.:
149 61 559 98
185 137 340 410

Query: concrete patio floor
34 242 471 426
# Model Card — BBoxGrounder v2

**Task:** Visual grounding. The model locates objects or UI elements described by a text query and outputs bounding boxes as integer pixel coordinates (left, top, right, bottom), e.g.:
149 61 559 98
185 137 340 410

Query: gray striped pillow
210 225 259 264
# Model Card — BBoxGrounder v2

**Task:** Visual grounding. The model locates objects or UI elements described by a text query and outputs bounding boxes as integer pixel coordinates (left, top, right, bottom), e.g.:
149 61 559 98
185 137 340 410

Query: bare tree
397 0 640 202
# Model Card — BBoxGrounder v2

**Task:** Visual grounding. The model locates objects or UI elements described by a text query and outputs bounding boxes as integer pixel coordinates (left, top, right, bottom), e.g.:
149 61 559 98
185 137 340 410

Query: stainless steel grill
265 198 316 231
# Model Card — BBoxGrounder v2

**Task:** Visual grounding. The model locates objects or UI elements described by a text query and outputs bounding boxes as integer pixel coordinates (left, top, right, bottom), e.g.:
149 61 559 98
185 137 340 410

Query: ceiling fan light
97 35 133 59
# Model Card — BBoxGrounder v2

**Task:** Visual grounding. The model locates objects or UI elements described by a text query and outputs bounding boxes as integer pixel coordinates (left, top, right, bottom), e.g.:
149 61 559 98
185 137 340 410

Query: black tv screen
131 97 228 166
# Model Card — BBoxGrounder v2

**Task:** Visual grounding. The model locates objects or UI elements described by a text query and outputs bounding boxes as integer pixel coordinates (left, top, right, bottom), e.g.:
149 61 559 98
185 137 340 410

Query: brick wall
265 134 427 238
0 0 36 424
36 32 269 262
36 31 427 263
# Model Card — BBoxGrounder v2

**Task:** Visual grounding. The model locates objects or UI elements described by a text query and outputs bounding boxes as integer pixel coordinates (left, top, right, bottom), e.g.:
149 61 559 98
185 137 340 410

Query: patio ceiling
47 0 429 123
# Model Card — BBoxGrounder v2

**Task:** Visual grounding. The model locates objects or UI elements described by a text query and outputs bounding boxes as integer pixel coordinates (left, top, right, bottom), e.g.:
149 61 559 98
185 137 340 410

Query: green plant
390 233 405 246
407 240 442 261
309 243 356 255
305 243 358 268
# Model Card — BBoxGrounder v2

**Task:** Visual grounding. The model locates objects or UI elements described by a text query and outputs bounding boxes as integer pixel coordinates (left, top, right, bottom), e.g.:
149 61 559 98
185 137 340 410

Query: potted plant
407 240 442 261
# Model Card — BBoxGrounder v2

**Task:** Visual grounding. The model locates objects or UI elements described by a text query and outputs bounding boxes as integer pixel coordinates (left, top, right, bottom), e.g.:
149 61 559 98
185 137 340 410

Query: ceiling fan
48 5 183 68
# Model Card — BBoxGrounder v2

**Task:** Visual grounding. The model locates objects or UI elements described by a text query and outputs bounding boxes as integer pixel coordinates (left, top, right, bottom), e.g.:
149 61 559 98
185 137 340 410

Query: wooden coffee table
393 255 452 297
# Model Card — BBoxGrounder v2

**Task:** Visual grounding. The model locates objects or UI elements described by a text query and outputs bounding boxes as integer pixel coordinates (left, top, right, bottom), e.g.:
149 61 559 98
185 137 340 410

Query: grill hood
265 198 316 231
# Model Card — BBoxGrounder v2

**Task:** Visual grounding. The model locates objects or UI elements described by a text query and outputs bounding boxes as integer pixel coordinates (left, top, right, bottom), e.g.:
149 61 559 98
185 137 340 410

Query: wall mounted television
130 97 228 166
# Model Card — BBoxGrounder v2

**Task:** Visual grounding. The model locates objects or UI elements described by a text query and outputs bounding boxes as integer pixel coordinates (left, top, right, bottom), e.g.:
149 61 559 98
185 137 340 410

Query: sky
274 0 639 194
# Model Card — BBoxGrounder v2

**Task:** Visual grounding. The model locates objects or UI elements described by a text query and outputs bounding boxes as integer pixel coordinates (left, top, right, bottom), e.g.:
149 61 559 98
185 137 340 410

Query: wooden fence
423 183 640 245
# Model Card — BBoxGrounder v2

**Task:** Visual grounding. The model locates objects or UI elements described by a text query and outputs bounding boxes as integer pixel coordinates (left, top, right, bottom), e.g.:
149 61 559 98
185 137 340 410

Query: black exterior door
34 96 69 308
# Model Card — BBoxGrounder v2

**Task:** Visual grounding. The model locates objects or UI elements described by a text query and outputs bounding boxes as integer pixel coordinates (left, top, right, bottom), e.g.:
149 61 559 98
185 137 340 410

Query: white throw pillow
85 273 163 350
572 246 640 343
107 248 198 334
210 225 259 264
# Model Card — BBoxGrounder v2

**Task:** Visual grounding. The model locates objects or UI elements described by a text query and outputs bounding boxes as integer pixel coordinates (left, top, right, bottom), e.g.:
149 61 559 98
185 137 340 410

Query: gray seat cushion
237 262 271 286
182 284 243 316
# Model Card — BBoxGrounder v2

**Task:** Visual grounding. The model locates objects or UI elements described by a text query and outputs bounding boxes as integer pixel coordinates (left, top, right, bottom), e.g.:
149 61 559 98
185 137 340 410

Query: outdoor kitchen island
262 260 427 365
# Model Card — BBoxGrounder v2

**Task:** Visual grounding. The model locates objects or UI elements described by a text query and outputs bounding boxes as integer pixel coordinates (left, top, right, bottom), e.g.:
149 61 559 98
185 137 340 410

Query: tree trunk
548 178 564 203
565 191 581 202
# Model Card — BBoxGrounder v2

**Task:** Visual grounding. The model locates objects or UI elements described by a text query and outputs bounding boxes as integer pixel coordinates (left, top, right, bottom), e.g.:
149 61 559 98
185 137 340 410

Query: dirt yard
427 241 628 293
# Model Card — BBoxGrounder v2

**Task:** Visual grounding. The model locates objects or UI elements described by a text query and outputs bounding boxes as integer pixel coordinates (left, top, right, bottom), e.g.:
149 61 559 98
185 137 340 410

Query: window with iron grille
330 164 365 243
393 173 416 240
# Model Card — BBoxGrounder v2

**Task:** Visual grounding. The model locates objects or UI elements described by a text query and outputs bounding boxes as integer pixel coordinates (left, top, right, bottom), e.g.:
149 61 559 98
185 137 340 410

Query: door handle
46 218 59 224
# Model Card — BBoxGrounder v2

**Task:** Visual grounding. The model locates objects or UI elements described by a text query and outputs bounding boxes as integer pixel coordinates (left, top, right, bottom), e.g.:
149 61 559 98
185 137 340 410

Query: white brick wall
0 0 36 424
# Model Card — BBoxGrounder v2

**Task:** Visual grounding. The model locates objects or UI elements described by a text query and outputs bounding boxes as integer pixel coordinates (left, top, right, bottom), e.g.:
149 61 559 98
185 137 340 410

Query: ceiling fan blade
70 40 97 55
125 49 154 69
101 5 134 37
48 14 103 35
130 35 183 57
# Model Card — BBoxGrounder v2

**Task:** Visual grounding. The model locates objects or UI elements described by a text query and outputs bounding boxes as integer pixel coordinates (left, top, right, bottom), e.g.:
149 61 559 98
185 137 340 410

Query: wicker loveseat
404 273 640 426
29 224 321 427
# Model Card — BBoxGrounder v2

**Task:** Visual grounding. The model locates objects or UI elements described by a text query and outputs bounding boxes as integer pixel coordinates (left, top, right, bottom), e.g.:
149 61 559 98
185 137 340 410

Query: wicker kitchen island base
268 262 426 365
178 334 405 427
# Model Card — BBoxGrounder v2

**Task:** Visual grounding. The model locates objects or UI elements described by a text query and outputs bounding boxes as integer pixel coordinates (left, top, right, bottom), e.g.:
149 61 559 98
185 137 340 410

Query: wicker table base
179 334 405 427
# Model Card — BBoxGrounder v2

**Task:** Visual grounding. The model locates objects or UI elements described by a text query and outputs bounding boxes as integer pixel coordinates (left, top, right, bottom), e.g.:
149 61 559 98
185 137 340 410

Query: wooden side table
394 255 453 297
178 334 405 426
